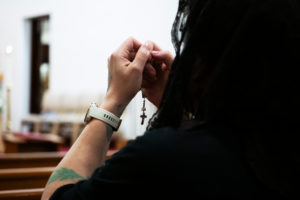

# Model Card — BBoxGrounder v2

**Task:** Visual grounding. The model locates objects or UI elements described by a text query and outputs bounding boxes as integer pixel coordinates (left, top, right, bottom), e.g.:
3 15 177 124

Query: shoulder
110 126 236 173
129 126 217 148
127 126 232 158
121 126 223 161
104 126 260 195
108 127 182 164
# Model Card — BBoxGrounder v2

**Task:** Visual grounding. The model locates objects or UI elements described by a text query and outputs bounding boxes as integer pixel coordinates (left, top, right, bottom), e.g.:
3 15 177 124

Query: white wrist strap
89 104 122 131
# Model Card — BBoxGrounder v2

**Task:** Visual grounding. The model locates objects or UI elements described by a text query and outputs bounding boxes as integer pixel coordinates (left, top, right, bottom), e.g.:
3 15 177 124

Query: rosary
140 94 147 125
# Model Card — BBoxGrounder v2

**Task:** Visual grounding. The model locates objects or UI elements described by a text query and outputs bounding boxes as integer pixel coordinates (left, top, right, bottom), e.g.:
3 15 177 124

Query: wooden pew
0 152 66 169
0 150 118 191
0 188 43 200
0 167 54 190
0 151 120 200
3 133 63 153
0 150 117 169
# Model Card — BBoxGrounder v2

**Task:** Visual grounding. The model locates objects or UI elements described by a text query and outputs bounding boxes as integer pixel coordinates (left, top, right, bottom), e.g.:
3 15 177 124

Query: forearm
57 119 112 177
42 100 125 200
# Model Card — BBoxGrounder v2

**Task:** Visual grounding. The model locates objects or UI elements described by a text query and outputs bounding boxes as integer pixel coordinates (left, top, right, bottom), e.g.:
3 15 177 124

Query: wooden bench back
0 188 43 200
0 167 54 190
0 152 65 169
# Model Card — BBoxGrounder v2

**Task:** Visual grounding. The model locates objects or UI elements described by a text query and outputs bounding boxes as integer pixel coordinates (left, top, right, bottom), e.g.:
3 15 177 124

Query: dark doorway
29 16 50 114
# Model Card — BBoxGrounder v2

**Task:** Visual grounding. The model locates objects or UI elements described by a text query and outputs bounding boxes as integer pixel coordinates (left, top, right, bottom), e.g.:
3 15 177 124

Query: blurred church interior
0 0 177 198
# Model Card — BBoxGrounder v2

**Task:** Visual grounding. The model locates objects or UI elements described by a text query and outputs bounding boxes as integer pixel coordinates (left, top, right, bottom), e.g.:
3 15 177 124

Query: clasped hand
104 37 173 116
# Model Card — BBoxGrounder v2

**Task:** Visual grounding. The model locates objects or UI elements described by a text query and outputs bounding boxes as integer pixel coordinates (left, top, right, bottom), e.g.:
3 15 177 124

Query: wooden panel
0 188 43 200
0 152 65 169
3 133 63 153
0 167 54 190
0 150 117 170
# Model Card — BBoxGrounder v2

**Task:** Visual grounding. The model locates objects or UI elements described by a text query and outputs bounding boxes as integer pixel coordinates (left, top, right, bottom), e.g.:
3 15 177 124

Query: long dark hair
148 0 300 196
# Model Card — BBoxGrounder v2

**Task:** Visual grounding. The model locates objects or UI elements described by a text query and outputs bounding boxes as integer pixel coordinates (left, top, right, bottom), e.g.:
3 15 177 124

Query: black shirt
50 126 276 199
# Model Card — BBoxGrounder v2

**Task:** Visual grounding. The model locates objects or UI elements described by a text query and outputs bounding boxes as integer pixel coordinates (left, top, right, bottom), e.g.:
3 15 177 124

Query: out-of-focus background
0 0 178 152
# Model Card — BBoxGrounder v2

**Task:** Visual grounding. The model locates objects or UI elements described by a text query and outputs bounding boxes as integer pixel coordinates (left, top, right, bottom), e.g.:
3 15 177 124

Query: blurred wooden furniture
2 133 63 153
0 188 44 200
21 115 85 145
21 91 104 146
0 150 118 190
0 152 66 169
0 150 118 170
0 167 54 190
0 149 120 200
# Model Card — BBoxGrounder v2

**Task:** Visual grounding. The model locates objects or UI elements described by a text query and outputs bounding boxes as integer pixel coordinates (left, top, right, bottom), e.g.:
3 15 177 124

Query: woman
42 0 300 199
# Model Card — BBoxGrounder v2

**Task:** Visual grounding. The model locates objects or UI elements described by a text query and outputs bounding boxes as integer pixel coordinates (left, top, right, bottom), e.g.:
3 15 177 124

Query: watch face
84 107 91 123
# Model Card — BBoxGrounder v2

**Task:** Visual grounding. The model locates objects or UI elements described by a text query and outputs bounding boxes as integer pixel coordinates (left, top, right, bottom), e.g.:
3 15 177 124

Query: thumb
132 41 153 69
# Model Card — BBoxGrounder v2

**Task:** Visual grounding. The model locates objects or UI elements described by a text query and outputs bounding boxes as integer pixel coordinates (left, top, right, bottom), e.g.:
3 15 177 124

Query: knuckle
162 50 170 56
130 63 138 70
130 64 141 73
165 50 172 55
139 48 149 58
164 51 174 61
110 52 118 60
127 36 135 41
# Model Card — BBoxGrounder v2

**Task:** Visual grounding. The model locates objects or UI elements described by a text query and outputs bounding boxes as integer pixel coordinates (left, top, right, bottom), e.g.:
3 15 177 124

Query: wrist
100 94 127 117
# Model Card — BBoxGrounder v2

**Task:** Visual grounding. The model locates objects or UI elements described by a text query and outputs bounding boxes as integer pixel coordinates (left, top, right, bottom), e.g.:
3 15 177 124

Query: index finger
148 41 162 51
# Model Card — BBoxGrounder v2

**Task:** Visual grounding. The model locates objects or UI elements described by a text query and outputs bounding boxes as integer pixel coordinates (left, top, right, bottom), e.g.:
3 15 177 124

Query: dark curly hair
148 0 300 196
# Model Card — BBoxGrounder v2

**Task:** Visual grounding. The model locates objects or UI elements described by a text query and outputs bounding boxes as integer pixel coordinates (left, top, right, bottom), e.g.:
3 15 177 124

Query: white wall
0 0 178 138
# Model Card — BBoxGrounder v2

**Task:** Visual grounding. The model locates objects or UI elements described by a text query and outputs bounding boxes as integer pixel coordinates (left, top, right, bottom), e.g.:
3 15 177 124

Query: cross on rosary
140 95 147 125
140 112 147 125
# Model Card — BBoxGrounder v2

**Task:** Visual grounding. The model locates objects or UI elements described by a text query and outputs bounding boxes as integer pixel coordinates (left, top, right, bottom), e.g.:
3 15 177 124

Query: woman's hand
142 43 174 107
102 37 153 117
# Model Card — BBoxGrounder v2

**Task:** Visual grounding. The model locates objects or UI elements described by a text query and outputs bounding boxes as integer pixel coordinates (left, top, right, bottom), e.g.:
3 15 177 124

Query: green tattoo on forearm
47 168 86 185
